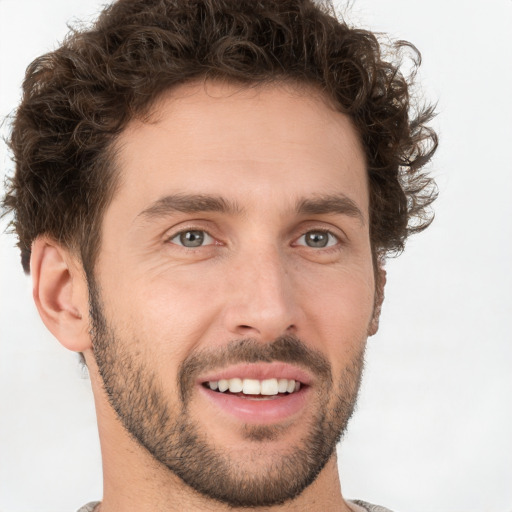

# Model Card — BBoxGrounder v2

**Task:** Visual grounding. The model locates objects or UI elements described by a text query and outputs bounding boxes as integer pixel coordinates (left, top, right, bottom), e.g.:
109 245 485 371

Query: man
1 0 437 510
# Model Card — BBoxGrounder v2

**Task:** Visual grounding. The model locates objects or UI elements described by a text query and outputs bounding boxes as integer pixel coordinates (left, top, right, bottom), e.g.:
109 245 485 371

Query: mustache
178 335 332 402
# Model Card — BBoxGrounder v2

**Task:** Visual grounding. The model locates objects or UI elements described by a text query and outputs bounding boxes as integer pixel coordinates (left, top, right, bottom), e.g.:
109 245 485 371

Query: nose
222 246 301 342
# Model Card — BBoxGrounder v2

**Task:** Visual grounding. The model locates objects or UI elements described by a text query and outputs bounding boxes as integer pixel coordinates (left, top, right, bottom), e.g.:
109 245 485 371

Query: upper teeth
208 378 301 395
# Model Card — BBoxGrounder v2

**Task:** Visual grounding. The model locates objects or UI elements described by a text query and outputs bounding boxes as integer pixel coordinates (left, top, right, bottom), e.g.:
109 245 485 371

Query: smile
197 363 312 423
205 377 301 397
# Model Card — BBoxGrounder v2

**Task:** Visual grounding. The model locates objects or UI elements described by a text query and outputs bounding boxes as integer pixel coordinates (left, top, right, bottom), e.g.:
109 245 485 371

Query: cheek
296 265 375 352
99 263 224 360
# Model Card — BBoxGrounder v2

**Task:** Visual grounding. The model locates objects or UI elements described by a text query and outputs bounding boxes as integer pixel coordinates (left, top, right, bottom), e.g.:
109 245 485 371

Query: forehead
111 80 368 220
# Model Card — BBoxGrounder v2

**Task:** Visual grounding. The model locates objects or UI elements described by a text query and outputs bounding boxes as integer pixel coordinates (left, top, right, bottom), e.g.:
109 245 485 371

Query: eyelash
167 229 217 248
166 227 343 251
293 229 341 249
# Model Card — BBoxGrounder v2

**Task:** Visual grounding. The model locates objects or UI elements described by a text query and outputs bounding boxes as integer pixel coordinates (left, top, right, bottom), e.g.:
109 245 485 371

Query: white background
1 1 511 511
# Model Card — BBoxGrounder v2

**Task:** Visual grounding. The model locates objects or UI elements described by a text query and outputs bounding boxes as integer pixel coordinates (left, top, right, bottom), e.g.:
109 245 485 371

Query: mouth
197 363 311 424
202 377 303 400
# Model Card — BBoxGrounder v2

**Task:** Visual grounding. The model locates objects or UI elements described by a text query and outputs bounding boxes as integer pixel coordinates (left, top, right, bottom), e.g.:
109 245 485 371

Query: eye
296 230 339 248
169 230 214 248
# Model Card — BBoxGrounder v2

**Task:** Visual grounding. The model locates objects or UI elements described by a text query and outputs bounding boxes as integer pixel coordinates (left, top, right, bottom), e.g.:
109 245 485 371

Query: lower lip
198 385 309 424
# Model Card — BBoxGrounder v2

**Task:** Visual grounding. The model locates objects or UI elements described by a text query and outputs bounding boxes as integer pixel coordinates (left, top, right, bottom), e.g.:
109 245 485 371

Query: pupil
180 230 204 247
306 231 328 248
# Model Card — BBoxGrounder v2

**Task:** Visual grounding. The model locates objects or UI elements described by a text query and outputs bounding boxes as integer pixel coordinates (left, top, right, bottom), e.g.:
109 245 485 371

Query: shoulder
349 500 395 512
76 502 101 512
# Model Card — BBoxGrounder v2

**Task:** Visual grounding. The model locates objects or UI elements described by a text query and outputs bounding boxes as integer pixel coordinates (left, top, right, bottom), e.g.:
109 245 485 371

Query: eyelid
164 223 220 247
169 229 215 247
162 222 345 250
293 229 341 248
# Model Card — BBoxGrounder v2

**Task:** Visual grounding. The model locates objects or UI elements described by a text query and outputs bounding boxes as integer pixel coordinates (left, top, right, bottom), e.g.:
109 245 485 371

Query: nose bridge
223 242 298 340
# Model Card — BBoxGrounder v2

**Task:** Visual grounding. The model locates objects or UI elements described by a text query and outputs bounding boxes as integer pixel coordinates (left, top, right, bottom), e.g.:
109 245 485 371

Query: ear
367 264 386 336
30 237 92 352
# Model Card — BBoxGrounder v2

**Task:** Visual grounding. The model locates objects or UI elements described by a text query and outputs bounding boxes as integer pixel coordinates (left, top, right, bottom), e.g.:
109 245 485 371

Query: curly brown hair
2 0 437 274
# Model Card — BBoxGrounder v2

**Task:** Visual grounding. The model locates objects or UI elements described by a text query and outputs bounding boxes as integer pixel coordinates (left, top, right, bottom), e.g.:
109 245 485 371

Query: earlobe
31 237 91 352
368 265 386 336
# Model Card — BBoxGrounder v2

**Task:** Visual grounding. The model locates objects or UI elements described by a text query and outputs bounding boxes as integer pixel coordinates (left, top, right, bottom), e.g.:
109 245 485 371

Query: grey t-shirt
77 504 100 512
350 500 394 512
77 500 393 511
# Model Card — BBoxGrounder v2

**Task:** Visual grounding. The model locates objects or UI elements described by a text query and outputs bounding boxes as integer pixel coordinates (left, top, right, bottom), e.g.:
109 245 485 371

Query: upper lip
198 362 313 386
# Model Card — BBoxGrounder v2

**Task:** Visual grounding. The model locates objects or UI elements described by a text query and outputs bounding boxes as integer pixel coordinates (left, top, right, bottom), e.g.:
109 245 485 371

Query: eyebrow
137 192 365 224
137 194 243 220
295 194 365 224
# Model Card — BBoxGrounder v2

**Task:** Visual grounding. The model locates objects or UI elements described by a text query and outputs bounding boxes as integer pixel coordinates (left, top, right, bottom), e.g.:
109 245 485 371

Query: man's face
89 81 377 507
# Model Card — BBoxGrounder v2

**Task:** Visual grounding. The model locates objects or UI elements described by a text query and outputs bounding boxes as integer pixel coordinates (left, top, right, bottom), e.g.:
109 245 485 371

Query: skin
31 80 383 512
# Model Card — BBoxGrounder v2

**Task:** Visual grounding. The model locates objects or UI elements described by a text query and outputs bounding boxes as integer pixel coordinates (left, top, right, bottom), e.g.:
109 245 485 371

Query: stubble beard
88 280 366 508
